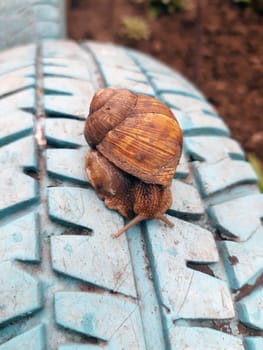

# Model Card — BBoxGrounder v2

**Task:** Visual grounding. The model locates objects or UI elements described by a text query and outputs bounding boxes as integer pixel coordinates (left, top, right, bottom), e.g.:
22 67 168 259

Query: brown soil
67 0 263 165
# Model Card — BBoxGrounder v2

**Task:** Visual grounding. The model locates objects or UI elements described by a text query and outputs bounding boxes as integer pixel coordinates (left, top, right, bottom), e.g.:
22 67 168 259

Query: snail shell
84 88 183 237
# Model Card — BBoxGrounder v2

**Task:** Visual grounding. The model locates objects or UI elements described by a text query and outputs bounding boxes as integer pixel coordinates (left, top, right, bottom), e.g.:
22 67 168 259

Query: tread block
169 180 205 219
0 88 35 113
0 75 34 97
44 77 94 96
51 235 136 298
86 42 155 94
45 118 86 147
128 49 177 75
55 292 146 348
145 217 235 320
47 148 89 184
0 261 42 325
0 66 36 79
0 44 35 62
0 213 40 263
100 65 147 83
244 337 263 350
48 187 136 297
0 136 37 170
168 326 244 350
98 65 155 96
0 110 34 146
174 152 190 179
0 168 38 218
161 93 217 115
209 194 263 241
42 40 87 59
174 110 229 136
0 62 35 77
0 325 45 350
86 42 140 71
0 45 35 75
193 158 258 197
149 71 205 100
44 95 90 119
184 135 245 162
237 286 263 331
220 227 263 289
43 59 92 81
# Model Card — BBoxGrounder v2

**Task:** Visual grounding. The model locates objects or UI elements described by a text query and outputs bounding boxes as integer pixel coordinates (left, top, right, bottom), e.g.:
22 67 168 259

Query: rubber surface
0 0 66 50
0 40 262 349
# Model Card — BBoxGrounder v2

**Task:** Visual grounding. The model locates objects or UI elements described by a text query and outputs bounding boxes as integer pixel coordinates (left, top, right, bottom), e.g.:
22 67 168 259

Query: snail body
84 88 183 237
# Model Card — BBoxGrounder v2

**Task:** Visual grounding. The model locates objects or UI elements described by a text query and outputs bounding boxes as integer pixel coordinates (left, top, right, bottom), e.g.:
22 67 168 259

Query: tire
0 0 66 50
0 40 262 350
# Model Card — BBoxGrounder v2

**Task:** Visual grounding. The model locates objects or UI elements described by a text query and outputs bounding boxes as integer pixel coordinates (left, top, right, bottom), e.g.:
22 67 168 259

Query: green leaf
247 153 263 192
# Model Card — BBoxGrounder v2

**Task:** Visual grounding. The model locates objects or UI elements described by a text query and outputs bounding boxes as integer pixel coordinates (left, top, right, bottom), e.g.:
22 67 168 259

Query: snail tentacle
155 214 174 228
113 213 174 238
113 215 146 238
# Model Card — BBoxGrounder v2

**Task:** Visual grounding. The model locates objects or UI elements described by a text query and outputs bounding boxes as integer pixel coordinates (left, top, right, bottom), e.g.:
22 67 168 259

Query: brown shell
84 88 136 147
85 88 183 186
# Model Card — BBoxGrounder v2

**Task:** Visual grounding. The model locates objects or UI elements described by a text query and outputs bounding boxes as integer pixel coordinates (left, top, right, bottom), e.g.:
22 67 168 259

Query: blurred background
0 0 262 186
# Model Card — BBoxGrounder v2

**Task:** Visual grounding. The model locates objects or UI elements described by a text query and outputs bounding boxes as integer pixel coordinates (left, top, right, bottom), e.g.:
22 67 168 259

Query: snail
84 88 183 238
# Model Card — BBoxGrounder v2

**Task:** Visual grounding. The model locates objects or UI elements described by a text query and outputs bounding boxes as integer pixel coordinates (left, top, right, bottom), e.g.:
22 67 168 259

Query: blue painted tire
0 40 262 350
0 1 66 50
